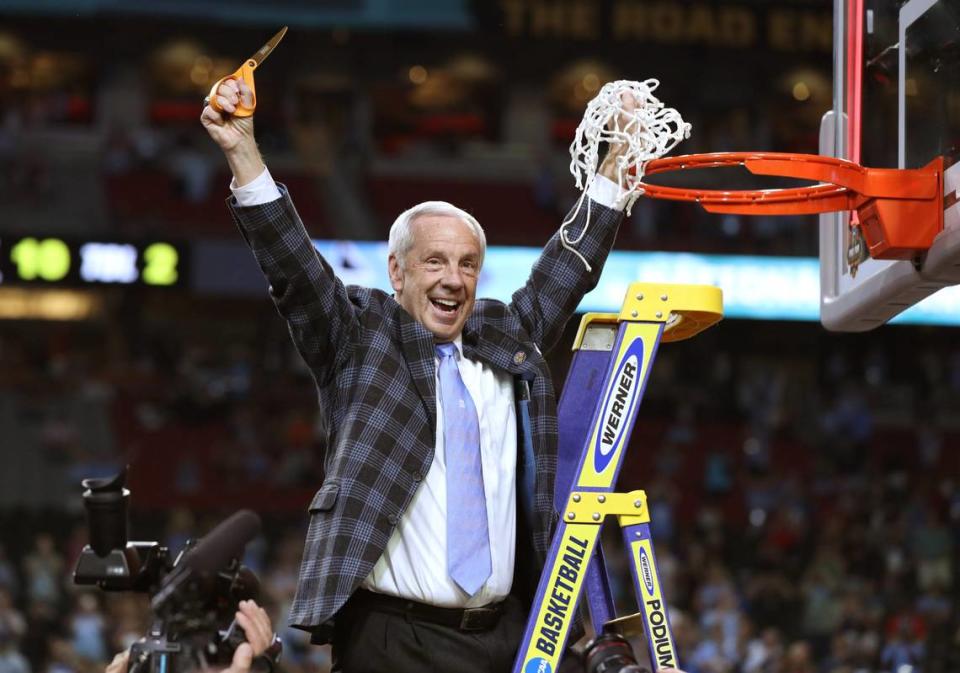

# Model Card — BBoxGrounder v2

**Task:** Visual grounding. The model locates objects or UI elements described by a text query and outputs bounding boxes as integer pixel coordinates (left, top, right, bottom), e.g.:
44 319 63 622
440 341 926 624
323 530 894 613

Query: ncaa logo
639 548 655 596
525 657 552 673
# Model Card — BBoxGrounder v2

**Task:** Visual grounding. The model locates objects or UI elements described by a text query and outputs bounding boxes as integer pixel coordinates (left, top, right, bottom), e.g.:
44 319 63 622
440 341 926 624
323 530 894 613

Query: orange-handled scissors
207 26 287 118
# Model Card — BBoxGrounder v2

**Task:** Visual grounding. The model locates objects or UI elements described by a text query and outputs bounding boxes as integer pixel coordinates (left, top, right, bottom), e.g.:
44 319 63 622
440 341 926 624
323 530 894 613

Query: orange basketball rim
635 151 944 261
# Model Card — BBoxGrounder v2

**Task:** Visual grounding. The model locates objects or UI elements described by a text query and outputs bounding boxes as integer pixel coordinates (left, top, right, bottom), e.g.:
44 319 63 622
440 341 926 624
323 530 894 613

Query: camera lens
82 471 130 557
584 631 649 673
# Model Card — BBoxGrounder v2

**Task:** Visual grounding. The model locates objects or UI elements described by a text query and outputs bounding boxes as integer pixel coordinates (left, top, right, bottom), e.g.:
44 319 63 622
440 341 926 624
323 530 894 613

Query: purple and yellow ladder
513 282 723 673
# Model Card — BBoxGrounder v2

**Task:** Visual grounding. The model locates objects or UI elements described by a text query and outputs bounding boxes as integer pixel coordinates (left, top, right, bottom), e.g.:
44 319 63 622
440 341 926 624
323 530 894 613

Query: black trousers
331 593 527 673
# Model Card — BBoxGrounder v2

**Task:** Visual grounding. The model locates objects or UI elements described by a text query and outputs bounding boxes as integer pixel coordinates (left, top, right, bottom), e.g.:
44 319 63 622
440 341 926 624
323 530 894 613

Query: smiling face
388 213 482 342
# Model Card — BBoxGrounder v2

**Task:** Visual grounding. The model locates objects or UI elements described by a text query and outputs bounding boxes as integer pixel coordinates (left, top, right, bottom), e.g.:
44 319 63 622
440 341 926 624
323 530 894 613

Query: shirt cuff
587 175 627 212
230 167 282 206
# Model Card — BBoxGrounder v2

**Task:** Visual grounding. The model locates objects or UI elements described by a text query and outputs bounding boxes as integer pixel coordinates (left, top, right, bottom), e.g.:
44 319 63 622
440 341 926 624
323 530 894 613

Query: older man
202 79 630 672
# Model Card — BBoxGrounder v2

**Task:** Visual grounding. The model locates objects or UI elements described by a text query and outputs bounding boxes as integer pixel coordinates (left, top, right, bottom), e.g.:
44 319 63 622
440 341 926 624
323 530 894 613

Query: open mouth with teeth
430 298 460 314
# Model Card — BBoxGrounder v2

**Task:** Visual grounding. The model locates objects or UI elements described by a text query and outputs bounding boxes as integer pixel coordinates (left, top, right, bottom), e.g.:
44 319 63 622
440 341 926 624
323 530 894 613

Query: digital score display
0 237 187 287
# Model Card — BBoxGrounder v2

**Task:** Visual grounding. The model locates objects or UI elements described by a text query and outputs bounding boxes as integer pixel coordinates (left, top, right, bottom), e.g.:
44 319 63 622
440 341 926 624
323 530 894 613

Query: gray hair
388 201 486 270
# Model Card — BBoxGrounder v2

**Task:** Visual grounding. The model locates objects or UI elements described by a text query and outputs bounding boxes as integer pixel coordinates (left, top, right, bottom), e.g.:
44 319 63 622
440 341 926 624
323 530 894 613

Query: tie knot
436 343 457 359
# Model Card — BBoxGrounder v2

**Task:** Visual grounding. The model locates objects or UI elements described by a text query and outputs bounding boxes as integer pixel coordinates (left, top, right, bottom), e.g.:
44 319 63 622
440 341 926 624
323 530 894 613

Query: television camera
73 469 279 673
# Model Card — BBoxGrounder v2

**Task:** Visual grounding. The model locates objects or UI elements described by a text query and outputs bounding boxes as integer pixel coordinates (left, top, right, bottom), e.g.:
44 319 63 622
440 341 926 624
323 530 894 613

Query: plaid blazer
228 187 622 641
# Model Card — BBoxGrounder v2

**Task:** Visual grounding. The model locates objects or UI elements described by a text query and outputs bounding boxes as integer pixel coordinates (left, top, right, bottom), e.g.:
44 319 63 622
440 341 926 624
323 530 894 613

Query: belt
350 589 504 632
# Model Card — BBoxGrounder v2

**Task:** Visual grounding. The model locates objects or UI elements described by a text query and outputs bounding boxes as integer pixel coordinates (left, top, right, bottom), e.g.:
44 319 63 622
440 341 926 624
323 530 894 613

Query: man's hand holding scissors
201 77 264 187
200 27 286 186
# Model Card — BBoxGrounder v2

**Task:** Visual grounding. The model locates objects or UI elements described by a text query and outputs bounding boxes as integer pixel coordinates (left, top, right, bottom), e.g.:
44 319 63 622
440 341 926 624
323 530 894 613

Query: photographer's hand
230 599 281 673
106 651 129 673
221 642 254 673
105 644 261 673
105 601 275 673
234 600 274 657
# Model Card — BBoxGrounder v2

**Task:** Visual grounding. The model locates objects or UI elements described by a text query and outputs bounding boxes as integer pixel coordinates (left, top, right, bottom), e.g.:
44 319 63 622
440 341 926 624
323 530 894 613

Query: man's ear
388 255 403 294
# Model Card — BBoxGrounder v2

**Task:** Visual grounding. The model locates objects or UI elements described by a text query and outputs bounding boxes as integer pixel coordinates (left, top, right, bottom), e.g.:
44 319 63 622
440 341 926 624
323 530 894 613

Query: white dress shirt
231 167 625 607
363 337 518 606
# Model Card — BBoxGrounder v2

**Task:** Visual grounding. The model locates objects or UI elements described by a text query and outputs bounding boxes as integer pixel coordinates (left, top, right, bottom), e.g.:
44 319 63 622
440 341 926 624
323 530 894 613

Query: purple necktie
436 343 491 596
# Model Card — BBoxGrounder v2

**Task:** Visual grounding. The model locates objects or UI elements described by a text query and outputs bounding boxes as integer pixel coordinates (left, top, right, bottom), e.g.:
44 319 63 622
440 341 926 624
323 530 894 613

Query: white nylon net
561 79 691 270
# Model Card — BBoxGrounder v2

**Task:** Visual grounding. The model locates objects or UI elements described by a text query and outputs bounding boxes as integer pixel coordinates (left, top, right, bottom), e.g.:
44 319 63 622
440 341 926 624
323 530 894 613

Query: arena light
0 288 101 320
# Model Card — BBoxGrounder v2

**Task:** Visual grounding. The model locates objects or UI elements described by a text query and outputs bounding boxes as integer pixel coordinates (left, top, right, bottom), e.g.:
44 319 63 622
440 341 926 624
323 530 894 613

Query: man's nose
441 264 465 288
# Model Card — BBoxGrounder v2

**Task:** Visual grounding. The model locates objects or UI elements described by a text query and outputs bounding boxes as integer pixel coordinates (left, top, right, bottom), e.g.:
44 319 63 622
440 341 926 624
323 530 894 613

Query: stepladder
513 282 724 673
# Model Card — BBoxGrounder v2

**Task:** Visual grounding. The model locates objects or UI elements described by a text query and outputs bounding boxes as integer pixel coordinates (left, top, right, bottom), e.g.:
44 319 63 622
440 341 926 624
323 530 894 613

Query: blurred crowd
0 103 820 258
0 13 826 257
1 313 958 673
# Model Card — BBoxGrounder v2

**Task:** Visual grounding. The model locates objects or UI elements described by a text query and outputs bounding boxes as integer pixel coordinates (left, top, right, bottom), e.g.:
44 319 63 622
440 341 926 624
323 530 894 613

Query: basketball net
562 79 691 270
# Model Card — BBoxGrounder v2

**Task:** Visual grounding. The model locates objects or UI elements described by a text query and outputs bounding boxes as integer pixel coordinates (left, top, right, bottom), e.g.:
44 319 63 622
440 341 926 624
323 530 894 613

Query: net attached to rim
562 79 691 270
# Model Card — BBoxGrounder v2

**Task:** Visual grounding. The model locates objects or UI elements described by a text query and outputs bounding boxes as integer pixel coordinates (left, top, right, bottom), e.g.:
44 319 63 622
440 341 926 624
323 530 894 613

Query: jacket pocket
308 481 340 513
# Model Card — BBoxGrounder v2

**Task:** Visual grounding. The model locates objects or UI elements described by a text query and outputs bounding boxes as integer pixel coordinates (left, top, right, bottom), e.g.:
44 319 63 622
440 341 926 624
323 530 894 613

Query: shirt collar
436 336 464 360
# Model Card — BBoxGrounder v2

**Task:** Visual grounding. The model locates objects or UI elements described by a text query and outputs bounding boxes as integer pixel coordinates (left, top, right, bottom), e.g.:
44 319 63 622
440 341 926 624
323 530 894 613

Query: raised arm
510 94 638 351
201 78 359 383
509 190 622 353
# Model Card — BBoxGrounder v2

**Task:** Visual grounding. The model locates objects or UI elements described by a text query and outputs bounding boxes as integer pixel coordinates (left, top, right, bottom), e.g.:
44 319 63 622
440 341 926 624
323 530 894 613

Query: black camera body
74 540 167 593
583 630 651 673
73 470 265 673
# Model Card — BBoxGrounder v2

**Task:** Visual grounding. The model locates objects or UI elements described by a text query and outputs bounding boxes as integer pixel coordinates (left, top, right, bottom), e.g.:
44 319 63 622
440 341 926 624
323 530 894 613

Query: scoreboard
0 236 187 287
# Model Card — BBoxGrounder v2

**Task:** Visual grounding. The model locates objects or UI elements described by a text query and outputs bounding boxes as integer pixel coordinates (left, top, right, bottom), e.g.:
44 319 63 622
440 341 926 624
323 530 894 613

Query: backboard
820 0 960 331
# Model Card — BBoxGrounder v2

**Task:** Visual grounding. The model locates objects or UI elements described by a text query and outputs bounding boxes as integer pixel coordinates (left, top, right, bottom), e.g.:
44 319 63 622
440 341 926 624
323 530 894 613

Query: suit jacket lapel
396 308 438 433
